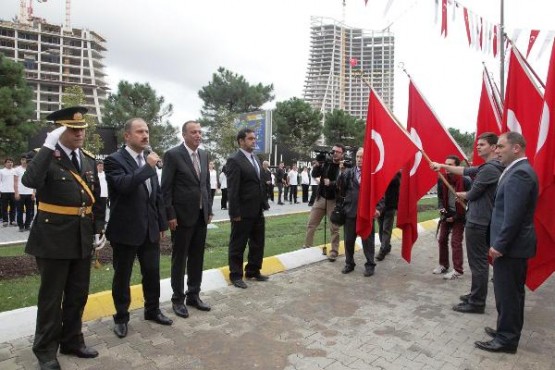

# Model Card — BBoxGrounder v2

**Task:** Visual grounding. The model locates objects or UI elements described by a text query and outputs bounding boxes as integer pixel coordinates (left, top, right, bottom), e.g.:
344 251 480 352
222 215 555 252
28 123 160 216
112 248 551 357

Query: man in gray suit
475 132 538 354
162 121 213 318
340 148 380 277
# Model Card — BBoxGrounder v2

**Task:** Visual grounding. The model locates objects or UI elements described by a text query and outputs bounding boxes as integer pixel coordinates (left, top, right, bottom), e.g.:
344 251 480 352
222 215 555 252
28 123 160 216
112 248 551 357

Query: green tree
199 67 274 116
448 128 475 160
322 109 365 147
103 81 178 153
61 85 103 154
0 54 35 158
198 67 274 148
273 98 322 156
200 109 240 162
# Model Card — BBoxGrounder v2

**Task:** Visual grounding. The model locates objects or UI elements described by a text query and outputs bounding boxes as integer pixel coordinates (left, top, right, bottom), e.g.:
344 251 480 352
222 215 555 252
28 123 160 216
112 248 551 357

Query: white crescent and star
506 109 523 134
536 102 550 154
371 129 385 174
409 128 423 177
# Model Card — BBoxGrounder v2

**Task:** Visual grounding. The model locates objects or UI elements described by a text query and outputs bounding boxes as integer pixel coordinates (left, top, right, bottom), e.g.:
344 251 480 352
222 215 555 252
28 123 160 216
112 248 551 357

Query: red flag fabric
502 47 543 165
396 81 467 262
493 25 498 57
527 40 555 290
472 69 502 166
463 8 471 45
526 30 540 58
356 89 419 239
441 0 447 37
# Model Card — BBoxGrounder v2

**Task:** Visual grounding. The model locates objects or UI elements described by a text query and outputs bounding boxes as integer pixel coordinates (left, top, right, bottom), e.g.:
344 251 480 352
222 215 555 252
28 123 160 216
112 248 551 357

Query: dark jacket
104 147 168 246
312 161 340 200
340 167 384 219
226 150 269 219
161 144 212 227
490 159 538 258
23 145 104 259
437 174 472 221
463 159 505 226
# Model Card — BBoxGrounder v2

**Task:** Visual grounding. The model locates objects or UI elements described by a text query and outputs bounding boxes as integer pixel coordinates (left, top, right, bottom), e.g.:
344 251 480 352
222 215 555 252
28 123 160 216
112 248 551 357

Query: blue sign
236 110 272 154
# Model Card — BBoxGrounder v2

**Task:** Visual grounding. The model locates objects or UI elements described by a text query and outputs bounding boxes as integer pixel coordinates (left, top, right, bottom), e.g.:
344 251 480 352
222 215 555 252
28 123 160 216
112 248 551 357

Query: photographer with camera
433 155 471 280
301 144 345 261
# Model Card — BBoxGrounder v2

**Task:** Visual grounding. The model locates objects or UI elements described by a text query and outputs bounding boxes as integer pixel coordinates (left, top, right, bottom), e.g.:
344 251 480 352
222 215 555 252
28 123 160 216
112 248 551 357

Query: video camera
312 145 356 169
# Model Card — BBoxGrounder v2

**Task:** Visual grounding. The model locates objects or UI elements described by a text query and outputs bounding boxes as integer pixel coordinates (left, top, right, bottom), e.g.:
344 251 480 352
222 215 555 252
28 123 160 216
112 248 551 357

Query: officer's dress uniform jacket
22 144 105 361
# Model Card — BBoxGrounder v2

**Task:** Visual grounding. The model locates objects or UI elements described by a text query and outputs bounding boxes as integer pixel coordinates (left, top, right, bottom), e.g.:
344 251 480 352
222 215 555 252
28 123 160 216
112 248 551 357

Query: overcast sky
2 0 553 133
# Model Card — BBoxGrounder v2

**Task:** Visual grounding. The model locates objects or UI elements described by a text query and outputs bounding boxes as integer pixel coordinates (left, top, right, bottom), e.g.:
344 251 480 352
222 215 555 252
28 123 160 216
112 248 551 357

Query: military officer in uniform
22 107 106 370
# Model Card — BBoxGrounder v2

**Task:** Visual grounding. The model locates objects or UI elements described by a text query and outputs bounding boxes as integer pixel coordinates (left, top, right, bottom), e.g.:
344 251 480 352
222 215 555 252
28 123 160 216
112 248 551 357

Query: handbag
330 198 346 226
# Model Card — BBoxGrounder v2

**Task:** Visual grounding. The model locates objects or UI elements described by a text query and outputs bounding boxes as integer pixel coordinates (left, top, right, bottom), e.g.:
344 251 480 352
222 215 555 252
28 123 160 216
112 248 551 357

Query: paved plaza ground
1 229 554 369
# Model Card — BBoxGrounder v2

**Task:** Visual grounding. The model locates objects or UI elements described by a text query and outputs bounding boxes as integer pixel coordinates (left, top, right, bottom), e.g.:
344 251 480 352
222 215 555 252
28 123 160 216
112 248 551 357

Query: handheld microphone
144 145 163 169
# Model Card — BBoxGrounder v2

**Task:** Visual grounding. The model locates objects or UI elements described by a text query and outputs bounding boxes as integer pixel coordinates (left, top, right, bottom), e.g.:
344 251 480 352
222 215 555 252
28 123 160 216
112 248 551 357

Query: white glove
44 126 67 150
93 233 107 251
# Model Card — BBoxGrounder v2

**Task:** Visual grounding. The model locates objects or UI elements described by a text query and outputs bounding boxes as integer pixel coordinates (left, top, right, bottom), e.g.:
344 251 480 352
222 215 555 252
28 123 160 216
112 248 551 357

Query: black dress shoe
232 279 248 289
364 267 375 277
484 326 497 338
145 311 174 325
114 322 128 338
186 296 211 311
60 345 99 358
38 359 61 370
459 293 470 302
452 302 485 314
172 303 189 318
475 339 517 354
375 251 386 261
341 265 354 274
246 274 269 281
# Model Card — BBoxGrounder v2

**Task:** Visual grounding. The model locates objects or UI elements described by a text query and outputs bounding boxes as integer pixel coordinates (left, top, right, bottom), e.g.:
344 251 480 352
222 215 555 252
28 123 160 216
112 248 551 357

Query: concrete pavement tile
0 357 23 370
0 345 14 362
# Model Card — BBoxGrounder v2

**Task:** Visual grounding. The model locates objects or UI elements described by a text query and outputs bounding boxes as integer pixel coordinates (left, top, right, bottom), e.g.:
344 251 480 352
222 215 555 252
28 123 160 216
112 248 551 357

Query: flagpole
354 67 466 207
500 0 505 98
483 62 504 119
507 38 547 89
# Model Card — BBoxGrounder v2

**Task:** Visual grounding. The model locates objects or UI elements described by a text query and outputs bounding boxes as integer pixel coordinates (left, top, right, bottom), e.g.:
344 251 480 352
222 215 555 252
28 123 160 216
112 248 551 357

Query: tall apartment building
0 19 108 122
303 16 395 121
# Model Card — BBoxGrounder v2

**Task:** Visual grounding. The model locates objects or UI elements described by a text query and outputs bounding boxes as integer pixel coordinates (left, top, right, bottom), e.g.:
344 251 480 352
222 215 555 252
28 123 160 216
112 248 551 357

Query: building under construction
0 1 108 122
303 16 395 121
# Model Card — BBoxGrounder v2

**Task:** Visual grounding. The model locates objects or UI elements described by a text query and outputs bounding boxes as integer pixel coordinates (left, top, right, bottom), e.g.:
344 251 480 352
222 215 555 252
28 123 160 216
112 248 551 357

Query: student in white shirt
14 155 36 231
0 158 16 226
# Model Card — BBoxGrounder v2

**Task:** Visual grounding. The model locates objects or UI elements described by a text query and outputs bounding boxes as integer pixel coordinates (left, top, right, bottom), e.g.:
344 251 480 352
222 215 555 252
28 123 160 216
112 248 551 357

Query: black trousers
344 217 375 269
465 223 490 306
378 209 396 252
111 239 160 323
228 215 265 281
277 183 283 203
210 189 216 208
301 184 309 202
493 256 528 347
220 188 228 209
1 192 15 223
171 210 207 304
17 194 35 228
288 185 298 203
284 184 289 201
33 257 91 362
309 185 318 205
267 185 274 202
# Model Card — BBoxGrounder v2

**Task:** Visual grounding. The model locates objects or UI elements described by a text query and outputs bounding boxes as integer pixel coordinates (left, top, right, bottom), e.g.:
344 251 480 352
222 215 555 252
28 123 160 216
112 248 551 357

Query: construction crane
18 0 47 24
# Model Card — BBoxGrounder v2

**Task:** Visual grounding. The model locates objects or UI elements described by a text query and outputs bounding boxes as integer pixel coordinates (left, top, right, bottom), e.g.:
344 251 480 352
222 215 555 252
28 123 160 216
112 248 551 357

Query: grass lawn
0 197 440 313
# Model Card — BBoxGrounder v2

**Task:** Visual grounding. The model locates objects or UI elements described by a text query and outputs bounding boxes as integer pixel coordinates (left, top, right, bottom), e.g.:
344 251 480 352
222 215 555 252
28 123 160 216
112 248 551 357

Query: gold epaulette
82 149 95 159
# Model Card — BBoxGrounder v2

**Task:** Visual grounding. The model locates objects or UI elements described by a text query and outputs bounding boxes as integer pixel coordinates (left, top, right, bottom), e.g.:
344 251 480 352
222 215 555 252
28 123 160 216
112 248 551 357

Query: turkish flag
397 81 468 262
527 40 555 291
356 89 419 239
472 68 503 166
441 0 448 37
502 47 543 165
526 30 540 58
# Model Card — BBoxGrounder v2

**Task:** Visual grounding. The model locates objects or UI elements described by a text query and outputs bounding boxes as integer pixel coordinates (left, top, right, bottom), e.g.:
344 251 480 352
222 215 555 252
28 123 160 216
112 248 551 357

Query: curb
0 218 439 343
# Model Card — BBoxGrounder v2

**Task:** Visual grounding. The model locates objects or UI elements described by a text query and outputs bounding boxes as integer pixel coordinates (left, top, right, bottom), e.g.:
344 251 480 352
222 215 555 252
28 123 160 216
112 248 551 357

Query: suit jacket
161 144 212 227
341 167 384 219
226 150 269 219
490 159 538 258
104 147 168 246
23 145 104 259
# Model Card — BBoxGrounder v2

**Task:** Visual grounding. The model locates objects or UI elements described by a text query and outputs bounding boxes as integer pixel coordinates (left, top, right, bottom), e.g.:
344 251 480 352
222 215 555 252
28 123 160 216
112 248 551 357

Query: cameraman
301 144 345 261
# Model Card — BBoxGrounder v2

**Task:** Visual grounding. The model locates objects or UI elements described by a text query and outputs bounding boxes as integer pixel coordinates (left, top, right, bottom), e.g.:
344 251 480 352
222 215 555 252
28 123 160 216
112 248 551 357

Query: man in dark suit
340 148 379 277
23 107 105 370
475 132 538 354
162 121 212 319
104 118 172 339
226 128 270 289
